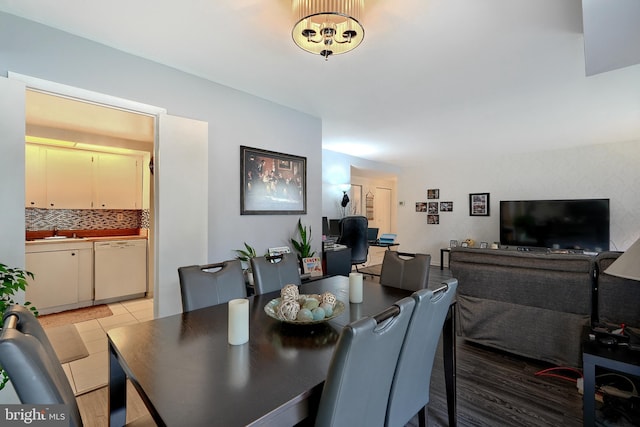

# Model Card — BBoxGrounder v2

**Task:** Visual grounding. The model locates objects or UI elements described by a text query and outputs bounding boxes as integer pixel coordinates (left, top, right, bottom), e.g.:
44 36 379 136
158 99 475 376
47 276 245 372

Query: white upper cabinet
25 144 143 210
25 144 46 208
95 153 142 209
45 148 94 209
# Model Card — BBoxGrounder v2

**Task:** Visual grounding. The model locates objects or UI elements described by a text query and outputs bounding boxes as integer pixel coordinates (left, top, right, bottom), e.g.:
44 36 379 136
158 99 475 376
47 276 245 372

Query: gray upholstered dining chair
0 305 154 427
178 259 247 312
385 279 458 427
379 251 431 291
250 252 301 295
315 296 416 427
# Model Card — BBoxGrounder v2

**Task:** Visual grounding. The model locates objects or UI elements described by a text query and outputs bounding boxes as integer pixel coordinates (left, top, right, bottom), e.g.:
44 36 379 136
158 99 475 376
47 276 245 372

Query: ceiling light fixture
292 0 364 60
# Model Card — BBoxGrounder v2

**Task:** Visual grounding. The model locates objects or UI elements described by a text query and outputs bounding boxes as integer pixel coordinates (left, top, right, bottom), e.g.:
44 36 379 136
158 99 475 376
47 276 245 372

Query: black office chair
250 253 301 295
0 305 154 427
379 252 431 291
315 296 416 427
385 279 458 427
338 215 369 272
178 260 247 312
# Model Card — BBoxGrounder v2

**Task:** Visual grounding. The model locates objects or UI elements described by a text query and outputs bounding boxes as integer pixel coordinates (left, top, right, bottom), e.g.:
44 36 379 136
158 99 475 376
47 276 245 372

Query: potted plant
234 243 257 287
291 218 315 264
0 262 38 390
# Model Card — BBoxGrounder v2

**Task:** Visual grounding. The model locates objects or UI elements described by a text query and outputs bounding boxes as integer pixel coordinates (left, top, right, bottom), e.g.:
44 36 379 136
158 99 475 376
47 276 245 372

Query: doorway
4 73 209 318
25 89 157 298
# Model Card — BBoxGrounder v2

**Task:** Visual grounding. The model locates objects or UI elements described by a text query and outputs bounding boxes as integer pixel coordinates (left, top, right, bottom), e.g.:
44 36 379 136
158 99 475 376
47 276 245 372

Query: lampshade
292 0 364 60
605 237 640 281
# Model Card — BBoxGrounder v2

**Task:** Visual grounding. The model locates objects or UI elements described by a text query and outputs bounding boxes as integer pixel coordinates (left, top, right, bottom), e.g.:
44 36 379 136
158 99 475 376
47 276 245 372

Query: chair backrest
250 252 301 295
385 279 458 427
315 296 416 427
178 260 247 312
379 252 432 291
0 305 83 427
338 216 369 265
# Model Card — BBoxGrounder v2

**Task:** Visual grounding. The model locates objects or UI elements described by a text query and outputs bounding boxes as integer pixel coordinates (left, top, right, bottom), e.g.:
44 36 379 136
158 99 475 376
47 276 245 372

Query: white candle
228 299 249 345
349 272 363 303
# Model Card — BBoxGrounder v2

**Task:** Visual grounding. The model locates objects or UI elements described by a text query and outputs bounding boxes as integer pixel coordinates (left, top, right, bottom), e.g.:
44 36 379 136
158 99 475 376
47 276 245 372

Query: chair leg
418 405 427 427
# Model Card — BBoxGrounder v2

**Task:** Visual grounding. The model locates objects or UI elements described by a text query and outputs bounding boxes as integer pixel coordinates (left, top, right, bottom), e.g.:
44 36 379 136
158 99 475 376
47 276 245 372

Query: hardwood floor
76 381 152 427
76 268 589 426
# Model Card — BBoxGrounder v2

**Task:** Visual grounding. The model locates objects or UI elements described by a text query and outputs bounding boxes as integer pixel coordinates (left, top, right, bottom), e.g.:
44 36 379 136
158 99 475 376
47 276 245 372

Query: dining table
108 275 457 426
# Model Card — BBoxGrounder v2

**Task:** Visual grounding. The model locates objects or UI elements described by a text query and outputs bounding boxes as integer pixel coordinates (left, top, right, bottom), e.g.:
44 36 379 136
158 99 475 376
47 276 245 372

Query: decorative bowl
264 297 345 325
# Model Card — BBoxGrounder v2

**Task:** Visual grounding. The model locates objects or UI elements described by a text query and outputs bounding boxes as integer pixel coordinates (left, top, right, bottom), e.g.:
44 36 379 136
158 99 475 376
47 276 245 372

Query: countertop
26 228 147 245
26 235 147 246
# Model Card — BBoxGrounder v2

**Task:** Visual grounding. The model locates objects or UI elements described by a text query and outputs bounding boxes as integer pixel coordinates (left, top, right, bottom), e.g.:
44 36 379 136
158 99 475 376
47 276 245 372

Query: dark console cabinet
323 247 351 277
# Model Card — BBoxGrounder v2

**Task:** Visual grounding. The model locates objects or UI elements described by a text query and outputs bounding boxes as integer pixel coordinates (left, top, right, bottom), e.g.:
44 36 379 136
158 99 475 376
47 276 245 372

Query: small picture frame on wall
427 189 440 199
427 202 438 214
416 202 427 212
440 201 453 212
469 193 490 216
427 214 439 224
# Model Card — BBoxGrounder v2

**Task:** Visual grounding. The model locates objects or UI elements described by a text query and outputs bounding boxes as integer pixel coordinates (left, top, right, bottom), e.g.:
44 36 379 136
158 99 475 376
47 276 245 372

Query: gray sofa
595 251 640 329
449 247 596 367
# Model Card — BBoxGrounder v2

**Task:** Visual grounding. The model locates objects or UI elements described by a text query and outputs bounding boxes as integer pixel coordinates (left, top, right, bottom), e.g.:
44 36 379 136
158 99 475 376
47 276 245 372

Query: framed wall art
427 189 440 199
469 193 490 216
240 146 307 215
440 201 453 212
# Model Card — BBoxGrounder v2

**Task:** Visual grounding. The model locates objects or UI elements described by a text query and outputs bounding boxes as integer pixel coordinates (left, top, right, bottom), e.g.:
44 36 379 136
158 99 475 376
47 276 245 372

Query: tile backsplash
26 208 150 231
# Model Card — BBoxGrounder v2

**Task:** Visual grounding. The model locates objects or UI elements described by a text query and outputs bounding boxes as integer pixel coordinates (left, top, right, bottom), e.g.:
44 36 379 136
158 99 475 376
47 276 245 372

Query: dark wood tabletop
108 275 456 426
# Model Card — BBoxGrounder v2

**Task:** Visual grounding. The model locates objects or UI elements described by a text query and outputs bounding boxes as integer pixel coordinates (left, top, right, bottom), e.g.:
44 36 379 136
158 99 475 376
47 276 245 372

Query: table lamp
604 237 640 280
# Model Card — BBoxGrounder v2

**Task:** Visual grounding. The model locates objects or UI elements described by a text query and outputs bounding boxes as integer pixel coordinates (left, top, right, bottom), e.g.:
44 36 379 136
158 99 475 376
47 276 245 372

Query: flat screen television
500 199 610 252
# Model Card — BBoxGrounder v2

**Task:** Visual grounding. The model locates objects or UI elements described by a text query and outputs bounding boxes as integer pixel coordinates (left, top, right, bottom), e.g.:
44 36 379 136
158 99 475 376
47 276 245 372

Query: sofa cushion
596 251 640 328
458 295 589 367
450 248 595 315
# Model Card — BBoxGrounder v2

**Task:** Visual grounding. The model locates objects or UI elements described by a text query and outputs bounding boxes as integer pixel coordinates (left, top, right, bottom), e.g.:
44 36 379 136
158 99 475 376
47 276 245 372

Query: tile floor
57 298 154 396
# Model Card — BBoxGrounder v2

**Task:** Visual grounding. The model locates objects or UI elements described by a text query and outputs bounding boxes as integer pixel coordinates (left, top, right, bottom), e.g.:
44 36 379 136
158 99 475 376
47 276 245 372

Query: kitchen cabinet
25 144 46 208
25 241 93 315
25 145 144 210
95 153 142 209
45 148 93 209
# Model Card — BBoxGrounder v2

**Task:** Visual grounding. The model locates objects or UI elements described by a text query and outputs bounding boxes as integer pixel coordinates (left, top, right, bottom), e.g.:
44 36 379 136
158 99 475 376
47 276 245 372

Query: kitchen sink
30 236 86 242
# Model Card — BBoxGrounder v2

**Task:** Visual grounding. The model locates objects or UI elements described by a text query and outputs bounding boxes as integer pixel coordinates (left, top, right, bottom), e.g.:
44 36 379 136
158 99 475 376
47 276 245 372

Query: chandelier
292 0 365 60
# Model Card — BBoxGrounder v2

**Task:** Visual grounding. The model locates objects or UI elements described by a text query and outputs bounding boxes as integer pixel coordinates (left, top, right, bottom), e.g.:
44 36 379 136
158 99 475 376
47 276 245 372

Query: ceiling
2 0 639 168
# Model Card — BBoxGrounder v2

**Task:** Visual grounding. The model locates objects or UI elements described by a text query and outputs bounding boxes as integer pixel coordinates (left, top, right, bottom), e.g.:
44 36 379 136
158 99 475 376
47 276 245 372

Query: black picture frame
240 146 307 215
469 193 490 216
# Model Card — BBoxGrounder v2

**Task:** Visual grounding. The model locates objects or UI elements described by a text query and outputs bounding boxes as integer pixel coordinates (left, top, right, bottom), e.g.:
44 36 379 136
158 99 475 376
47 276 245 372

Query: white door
155 114 208 318
375 187 392 233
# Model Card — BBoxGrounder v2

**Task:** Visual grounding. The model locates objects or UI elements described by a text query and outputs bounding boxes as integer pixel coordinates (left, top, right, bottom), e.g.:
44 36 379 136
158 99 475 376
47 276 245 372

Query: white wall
0 78 26 270
0 13 321 300
322 149 401 219
397 140 640 265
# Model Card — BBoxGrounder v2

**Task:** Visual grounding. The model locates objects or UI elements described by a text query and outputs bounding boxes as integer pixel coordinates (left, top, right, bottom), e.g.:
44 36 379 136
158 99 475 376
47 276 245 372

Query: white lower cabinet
25 241 93 315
